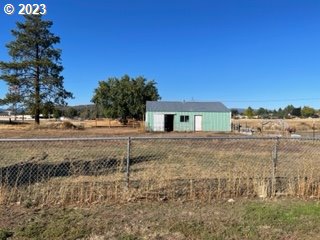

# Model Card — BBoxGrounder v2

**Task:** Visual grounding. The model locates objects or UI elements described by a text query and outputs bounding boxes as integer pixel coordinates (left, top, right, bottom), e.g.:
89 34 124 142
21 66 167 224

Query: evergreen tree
230 108 239 118
291 107 301 117
0 15 73 124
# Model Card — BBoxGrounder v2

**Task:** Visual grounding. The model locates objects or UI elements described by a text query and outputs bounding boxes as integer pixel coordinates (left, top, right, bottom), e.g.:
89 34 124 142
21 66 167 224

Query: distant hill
54 104 95 112
71 104 95 110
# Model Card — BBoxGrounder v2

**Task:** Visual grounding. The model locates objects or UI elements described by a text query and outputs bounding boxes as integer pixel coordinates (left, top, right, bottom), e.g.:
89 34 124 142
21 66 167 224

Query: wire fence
0 137 320 205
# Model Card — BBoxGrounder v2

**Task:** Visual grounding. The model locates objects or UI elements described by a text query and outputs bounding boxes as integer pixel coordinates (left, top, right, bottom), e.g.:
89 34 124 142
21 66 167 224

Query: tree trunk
34 75 40 124
34 44 41 125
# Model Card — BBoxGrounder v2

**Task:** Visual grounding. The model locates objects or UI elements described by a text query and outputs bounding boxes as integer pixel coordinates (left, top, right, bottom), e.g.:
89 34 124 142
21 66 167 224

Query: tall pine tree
0 15 73 124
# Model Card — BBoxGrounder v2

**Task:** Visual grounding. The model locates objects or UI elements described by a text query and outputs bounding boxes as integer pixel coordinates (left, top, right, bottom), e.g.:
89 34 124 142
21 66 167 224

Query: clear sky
1 0 320 110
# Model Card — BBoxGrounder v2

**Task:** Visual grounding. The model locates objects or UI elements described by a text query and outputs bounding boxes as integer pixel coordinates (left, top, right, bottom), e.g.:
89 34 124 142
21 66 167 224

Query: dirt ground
0 126 140 138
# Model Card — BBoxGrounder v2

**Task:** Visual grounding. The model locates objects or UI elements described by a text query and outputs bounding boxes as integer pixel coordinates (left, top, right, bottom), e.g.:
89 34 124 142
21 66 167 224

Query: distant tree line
2 73 161 122
1 73 161 122
233 105 319 119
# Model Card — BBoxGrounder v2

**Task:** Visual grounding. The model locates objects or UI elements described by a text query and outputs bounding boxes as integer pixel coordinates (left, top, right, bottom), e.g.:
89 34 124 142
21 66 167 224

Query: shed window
180 115 189 122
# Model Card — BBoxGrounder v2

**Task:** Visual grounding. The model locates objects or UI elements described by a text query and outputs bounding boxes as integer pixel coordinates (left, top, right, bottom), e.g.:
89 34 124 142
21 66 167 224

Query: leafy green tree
92 75 160 124
0 15 73 124
301 106 315 118
244 106 254 119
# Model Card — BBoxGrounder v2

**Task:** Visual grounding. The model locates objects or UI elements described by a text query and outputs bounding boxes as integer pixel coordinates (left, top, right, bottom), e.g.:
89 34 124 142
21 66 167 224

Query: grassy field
1 118 320 138
1 137 320 206
0 199 320 239
0 120 143 138
1 120 320 239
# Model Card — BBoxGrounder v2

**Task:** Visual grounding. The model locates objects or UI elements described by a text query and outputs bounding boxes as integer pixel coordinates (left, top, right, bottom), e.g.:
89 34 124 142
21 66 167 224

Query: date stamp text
4 3 47 15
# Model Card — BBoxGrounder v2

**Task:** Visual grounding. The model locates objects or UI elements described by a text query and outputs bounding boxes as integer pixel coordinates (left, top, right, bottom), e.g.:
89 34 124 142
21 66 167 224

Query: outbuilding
145 101 231 132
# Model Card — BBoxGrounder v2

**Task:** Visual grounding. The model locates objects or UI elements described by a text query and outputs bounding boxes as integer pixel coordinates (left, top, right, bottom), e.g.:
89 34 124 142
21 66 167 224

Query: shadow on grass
0 155 158 187
0 120 29 125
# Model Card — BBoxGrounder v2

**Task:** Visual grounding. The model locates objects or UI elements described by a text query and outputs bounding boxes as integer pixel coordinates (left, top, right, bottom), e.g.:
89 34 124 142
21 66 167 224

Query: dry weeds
0 138 320 206
234 118 320 133
1 199 320 239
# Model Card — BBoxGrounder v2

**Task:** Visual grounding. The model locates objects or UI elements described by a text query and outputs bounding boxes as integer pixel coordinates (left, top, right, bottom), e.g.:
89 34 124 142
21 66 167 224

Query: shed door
153 114 164 131
195 115 202 131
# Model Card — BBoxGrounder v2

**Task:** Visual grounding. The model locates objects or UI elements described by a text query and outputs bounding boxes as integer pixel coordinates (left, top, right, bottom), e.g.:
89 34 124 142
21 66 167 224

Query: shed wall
146 111 231 132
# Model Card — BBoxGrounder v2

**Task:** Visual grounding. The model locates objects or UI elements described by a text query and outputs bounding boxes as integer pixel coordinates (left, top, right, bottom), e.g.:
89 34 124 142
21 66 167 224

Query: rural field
1 119 320 239
1 118 320 138
1 1 319 239
234 118 320 137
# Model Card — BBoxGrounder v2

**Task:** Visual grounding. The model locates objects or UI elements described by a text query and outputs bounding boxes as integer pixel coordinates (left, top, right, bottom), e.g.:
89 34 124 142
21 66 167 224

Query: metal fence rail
0 137 320 205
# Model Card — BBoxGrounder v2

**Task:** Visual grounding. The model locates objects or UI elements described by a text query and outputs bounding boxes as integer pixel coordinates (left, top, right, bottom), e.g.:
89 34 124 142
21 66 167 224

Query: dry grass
0 118 319 206
2 121 320 239
83 118 143 128
1 138 320 206
234 118 320 133
0 124 142 139
1 199 320 239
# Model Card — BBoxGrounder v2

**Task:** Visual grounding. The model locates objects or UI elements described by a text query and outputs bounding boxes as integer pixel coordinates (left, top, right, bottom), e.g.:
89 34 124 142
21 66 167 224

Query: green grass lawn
0 199 320 240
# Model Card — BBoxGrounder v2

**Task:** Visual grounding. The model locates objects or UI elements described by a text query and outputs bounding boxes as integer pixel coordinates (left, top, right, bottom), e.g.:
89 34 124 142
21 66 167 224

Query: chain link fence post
271 137 279 196
126 137 131 188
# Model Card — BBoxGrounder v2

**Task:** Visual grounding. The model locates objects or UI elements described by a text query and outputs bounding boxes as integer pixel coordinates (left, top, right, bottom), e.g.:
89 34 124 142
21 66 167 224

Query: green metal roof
146 101 230 112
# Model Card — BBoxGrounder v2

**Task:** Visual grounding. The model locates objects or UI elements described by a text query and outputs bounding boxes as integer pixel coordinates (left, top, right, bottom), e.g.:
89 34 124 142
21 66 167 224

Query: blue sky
1 0 320 110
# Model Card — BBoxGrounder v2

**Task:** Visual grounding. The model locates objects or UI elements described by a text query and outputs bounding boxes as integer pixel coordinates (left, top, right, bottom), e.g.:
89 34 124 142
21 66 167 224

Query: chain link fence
0 137 320 205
